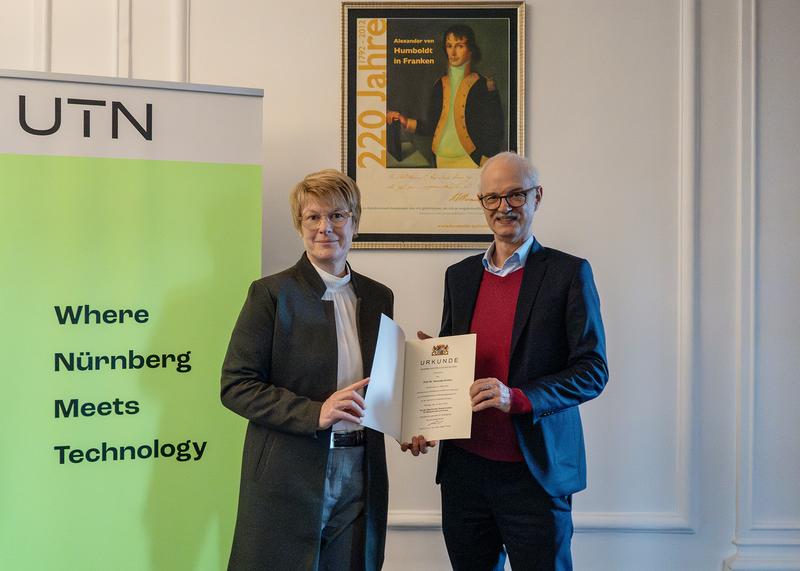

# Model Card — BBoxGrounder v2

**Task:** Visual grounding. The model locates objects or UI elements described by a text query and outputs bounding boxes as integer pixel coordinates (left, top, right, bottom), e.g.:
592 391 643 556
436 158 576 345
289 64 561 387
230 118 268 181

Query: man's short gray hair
481 152 540 189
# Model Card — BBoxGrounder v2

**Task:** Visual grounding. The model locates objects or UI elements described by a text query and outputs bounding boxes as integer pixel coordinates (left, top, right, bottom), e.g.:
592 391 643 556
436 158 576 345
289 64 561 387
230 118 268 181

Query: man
405 152 608 570
386 24 504 168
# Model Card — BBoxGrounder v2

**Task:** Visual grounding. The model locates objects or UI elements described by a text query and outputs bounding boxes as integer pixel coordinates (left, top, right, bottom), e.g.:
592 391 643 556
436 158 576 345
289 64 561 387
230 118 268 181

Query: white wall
2 0 798 569
723 1 800 569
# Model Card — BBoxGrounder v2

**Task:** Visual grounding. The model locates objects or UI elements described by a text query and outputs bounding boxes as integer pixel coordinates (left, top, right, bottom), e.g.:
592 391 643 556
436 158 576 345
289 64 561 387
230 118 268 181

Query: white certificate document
363 314 475 443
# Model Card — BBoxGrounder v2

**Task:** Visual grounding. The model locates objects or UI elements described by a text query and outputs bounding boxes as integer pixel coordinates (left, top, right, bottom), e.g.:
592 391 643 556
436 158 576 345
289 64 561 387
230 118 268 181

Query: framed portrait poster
342 2 525 248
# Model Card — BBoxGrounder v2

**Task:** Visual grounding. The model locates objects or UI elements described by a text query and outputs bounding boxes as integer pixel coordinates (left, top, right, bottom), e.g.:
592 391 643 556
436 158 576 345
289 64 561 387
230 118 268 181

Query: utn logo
18 95 153 140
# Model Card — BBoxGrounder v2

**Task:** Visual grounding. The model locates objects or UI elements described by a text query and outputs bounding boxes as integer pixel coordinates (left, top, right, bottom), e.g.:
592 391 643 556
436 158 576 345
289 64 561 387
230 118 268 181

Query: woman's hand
318 378 369 430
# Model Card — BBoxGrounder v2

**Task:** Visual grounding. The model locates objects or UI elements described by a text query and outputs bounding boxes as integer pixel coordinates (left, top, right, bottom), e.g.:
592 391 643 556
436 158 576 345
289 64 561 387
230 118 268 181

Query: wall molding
388 510 442 530
674 0 699 535
177 0 191 82
752 522 800 533
725 543 800 571
388 509 694 533
116 0 131 78
32 0 52 72
725 0 800 568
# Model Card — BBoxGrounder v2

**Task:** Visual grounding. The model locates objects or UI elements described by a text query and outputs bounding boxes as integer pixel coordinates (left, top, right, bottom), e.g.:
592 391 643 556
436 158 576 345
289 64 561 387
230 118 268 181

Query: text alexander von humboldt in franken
51 304 206 465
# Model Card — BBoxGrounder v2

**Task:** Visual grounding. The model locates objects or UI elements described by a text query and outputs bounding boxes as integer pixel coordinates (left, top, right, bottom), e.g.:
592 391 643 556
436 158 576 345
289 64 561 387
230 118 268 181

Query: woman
221 169 393 570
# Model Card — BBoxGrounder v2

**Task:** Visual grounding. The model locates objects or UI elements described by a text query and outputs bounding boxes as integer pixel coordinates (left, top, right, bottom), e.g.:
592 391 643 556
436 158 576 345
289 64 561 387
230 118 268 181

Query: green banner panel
0 154 260 570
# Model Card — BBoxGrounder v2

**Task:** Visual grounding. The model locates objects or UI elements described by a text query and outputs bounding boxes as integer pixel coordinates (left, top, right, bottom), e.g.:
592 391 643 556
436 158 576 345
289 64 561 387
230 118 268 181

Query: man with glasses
405 152 608 570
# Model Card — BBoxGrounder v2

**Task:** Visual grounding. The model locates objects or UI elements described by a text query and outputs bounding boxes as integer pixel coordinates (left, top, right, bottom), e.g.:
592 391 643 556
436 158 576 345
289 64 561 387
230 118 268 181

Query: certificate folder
363 314 475 443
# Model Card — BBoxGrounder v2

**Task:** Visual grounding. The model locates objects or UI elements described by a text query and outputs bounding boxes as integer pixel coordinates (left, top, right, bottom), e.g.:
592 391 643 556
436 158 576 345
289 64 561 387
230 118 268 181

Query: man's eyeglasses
300 210 352 230
477 187 541 211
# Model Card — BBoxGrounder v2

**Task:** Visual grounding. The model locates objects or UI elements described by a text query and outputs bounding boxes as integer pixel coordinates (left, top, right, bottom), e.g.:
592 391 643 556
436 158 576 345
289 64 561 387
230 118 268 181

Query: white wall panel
529 0 690 527
130 0 188 81
696 0 740 564
751 0 800 528
50 0 117 75
726 0 800 568
0 0 50 71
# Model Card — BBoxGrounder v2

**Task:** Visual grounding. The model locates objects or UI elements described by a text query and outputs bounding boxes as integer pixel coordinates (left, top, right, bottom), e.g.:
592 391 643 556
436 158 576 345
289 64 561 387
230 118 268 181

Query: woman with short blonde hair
222 169 392 570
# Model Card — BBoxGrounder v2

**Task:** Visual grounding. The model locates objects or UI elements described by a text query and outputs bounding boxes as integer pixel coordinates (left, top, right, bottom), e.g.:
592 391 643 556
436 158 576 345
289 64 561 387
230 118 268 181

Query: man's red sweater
453 268 533 462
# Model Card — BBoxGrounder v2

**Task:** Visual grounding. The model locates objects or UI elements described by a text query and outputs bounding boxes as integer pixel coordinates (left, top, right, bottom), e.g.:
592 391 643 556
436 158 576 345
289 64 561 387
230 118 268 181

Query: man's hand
399 332 439 454
386 111 409 129
470 377 511 413
400 435 438 456
318 378 369 430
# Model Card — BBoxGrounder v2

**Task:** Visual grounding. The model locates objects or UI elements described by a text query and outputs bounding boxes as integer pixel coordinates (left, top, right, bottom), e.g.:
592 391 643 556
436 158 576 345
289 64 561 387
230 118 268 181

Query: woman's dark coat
221 253 393 570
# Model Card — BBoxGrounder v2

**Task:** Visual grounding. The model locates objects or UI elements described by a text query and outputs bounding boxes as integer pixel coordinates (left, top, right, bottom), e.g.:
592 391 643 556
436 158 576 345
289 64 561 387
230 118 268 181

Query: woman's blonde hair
289 169 362 232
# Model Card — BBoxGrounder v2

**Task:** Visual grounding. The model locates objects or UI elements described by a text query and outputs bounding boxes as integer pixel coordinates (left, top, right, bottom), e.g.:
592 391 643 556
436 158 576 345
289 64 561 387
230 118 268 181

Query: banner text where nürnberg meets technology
0 71 262 571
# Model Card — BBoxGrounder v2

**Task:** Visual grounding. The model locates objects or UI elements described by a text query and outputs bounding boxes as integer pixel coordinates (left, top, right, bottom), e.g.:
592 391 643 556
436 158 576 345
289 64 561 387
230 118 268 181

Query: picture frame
342 2 525 249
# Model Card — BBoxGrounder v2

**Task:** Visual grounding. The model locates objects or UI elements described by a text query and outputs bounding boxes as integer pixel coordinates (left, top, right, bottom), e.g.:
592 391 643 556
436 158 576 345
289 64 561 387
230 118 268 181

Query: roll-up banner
0 70 262 570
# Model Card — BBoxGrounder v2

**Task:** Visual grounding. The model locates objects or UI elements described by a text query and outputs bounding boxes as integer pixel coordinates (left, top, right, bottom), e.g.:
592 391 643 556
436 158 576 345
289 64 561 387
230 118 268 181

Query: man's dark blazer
221 253 393 571
437 238 608 497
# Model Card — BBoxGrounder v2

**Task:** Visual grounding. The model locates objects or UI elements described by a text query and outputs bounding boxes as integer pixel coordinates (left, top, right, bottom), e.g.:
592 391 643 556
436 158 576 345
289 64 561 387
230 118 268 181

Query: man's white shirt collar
482 235 534 277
